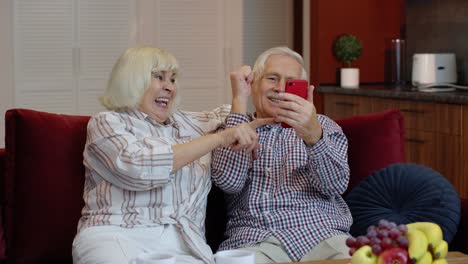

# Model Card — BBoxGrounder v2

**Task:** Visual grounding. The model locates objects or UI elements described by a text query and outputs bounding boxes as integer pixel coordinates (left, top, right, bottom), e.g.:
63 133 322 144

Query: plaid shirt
212 113 352 261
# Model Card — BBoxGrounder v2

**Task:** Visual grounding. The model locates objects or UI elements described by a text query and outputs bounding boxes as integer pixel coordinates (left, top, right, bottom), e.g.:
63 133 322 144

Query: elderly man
212 46 352 263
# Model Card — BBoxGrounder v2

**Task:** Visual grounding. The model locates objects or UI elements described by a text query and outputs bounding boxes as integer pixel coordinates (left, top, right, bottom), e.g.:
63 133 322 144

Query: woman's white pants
72 225 206 264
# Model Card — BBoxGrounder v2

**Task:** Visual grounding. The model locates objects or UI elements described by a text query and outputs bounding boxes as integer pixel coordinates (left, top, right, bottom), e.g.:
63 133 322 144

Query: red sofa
0 108 466 263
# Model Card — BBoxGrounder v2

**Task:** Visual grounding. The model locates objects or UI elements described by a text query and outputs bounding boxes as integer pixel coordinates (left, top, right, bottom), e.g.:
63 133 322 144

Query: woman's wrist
213 130 226 148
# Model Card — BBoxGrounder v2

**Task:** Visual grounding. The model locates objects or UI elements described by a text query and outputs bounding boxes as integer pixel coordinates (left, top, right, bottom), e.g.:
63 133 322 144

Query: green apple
351 245 378 264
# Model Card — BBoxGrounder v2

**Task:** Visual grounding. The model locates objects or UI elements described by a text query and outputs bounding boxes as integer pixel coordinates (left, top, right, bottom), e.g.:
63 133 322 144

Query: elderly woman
72 47 271 264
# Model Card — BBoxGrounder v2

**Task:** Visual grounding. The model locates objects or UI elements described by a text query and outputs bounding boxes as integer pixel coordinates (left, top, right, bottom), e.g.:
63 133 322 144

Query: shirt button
264 211 270 216
263 192 269 198
265 167 271 173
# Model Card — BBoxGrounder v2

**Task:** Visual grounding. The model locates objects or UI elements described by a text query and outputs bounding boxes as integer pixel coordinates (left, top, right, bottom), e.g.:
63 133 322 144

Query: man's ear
250 77 258 90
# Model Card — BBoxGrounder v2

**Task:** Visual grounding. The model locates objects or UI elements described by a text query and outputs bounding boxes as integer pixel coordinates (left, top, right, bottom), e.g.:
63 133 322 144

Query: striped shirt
211 113 353 261
77 105 230 264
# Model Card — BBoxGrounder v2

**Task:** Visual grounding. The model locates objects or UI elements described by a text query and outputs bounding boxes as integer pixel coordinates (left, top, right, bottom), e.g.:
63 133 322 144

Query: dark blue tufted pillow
345 163 461 243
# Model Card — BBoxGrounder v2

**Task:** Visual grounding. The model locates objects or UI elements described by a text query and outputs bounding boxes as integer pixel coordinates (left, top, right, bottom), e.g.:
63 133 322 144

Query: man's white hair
252 46 308 83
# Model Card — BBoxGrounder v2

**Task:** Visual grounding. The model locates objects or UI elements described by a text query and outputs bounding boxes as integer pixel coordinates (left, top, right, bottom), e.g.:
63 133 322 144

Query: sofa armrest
0 148 4 191
0 148 6 260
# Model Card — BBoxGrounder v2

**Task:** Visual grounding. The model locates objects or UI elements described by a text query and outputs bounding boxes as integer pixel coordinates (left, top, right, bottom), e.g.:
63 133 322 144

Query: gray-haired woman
72 47 272 264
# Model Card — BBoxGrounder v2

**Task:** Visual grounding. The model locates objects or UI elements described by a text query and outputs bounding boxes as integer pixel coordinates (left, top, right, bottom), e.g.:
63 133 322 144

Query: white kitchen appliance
412 53 458 91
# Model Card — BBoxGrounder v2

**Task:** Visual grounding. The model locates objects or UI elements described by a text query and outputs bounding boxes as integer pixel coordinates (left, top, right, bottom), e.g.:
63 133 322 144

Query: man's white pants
240 234 350 263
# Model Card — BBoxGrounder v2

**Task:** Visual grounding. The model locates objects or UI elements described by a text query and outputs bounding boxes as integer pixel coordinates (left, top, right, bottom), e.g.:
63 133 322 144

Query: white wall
243 0 293 112
303 0 310 78
0 0 14 148
243 0 293 66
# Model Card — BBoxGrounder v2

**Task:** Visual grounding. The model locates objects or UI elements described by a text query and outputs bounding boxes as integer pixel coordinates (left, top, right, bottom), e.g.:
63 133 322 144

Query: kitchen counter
317 84 468 200
316 84 468 105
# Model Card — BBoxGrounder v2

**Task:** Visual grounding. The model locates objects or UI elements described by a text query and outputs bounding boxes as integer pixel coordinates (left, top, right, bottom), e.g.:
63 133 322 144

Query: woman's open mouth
155 97 170 107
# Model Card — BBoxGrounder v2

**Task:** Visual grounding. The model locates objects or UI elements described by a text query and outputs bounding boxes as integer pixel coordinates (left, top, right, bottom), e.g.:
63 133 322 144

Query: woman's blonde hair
100 46 179 111
252 46 308 82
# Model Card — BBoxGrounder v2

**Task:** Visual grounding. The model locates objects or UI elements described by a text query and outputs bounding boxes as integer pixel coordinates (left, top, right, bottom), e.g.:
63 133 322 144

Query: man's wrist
231 97 249 114
304 130 323 147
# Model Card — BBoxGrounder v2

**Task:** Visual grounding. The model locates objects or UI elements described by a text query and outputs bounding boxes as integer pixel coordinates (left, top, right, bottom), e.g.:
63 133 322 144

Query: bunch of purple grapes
346 219 409 256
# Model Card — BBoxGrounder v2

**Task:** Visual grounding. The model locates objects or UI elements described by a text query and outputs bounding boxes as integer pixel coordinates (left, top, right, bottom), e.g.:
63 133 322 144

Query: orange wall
310 0 405 85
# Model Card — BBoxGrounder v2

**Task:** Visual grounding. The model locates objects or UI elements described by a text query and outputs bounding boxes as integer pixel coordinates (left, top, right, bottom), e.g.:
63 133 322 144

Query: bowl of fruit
347 219 448 264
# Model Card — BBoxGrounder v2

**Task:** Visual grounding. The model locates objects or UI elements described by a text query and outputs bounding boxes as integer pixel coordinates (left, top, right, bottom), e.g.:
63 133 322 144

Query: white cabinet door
155 0 226 112
14 0 136 115
14 0 75 113
77 0 136 115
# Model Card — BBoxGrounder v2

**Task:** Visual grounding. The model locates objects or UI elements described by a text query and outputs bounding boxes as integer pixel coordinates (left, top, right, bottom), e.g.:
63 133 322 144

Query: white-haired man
212 47 352 263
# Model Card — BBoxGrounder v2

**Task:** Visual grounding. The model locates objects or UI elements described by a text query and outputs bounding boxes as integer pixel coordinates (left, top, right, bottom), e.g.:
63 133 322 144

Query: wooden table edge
276 251 468 264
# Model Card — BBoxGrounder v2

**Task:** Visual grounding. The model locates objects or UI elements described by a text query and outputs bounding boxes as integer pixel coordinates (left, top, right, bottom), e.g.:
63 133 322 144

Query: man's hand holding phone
277 81 322 146
281 80 308 128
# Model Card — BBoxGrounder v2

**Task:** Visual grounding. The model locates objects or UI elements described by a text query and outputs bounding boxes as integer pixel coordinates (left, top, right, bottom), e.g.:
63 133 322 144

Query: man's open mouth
268 95 280 104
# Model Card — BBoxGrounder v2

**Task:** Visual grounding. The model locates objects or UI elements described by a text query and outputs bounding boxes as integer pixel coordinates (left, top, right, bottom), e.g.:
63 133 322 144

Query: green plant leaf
334 34 363 67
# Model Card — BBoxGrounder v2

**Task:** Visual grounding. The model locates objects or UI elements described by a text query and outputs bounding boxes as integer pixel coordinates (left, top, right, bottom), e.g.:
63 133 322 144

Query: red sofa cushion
4 109 90 263
335 109 406 193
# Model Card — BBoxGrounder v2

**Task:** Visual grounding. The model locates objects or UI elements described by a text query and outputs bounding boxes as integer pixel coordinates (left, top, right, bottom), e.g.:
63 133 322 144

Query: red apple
378 247 409 264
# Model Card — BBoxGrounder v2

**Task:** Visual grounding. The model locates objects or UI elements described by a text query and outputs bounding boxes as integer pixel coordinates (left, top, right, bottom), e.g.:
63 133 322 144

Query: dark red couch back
4 109 90 263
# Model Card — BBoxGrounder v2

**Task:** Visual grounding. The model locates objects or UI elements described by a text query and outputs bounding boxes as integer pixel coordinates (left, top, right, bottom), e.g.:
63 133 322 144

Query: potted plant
334 34 363 88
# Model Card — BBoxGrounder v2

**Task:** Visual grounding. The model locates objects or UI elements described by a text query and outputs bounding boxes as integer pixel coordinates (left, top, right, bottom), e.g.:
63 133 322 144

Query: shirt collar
124 109 179 129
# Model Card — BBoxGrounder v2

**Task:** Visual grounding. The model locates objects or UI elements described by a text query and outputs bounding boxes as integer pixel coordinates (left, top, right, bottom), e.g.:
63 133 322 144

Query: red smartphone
281 79 309 128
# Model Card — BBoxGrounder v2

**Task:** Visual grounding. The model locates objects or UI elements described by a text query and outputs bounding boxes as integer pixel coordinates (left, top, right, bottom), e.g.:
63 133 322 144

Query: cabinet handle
335 101 357 107
405 138 426 144
400 108 425 114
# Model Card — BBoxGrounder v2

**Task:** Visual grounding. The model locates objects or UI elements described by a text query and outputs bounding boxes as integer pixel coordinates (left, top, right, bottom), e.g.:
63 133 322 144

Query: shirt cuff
306 131 331 160
226 113 250 127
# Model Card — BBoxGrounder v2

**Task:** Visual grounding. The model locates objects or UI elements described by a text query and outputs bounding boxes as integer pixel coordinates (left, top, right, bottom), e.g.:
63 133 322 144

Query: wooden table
278 252 468 264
